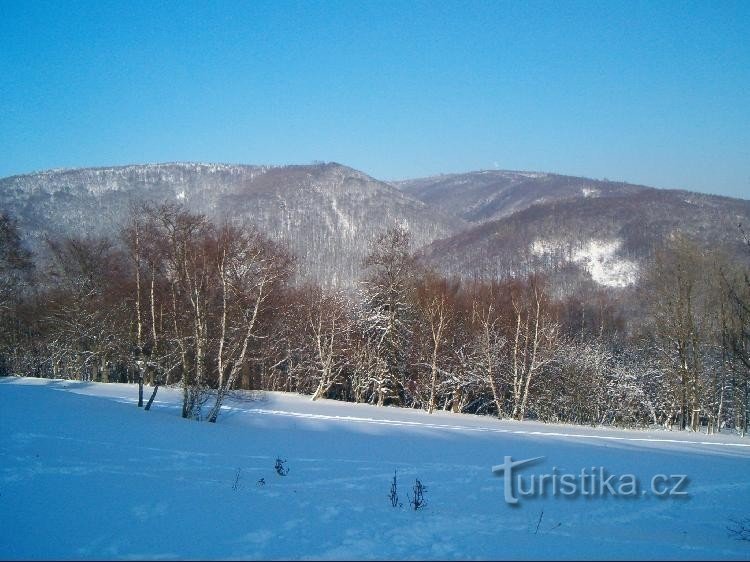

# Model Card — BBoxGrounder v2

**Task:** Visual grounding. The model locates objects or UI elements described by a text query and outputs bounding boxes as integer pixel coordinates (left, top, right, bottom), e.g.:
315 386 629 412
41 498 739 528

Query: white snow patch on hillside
176 189 186 200
571 239 638 287
531 238 639 287
531 238 563 256
581 187 600 197
331 196 356 237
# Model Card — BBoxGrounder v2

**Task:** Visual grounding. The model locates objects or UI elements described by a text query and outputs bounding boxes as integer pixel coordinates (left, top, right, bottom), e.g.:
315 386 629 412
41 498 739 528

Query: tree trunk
138 366 144 408
241 363 251 390
312 380 328 401
144 381 160 411
428 362 438 414
451 387 462 413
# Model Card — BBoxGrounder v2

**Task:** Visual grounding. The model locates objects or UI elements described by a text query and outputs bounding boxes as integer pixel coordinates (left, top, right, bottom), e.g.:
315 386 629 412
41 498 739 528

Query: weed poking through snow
388 470 399 508
275 457 290 476
409 478 427 511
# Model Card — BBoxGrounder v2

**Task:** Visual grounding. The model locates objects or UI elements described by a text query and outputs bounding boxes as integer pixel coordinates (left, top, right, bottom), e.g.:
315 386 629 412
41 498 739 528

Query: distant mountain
0 162 465 285
417 187 750 293
2 162 748 291
392 170 649 223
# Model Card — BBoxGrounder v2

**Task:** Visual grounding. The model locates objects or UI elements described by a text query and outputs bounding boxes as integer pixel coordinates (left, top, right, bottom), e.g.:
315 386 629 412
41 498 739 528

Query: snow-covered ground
2 377 749 560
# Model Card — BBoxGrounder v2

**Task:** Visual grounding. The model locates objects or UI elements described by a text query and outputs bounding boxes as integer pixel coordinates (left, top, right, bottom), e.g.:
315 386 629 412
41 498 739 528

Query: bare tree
205 224 293 422
415 275 456 413
721 226 750 434
42 236 129 382
507 278 560 421
470 282 508 417
360 226 417 406
298 285 351 401
0 213 34 375
646 237 714 430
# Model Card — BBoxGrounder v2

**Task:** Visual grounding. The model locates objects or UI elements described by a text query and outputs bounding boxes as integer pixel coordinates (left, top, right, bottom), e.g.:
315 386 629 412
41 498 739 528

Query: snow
2 377 750 559
531 238 560 256
531 238 639 288
570 239 639 287
581 187 600 198
330 196 356 237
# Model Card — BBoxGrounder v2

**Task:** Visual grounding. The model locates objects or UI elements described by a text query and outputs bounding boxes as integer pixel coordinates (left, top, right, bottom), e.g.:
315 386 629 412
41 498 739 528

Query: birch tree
507 278 560 422
205 224 292 422
299 286 351 401
469 282 508 417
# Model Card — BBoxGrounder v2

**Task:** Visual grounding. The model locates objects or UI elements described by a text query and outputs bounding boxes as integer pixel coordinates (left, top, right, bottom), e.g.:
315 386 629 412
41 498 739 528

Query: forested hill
0 162 463 285
417 187 750 292
392 169 650 223
2 162 749 289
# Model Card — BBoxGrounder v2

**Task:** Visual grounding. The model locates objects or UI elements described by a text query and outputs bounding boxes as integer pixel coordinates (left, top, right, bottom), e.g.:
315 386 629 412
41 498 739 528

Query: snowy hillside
393 170 648 223
0 162 463 285
2 377 749 559
2 162 748 291
421 189 750 291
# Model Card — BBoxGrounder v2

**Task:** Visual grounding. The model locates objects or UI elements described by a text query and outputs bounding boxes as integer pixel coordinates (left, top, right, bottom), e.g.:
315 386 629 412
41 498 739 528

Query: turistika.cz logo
491 456 689 505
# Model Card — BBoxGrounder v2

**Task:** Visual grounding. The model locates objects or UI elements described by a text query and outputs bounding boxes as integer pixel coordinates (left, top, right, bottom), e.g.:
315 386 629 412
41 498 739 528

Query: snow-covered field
2 377 750 560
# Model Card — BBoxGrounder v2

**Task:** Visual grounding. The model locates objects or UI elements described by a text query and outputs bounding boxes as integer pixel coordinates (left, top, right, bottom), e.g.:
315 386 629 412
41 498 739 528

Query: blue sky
1 0 748 197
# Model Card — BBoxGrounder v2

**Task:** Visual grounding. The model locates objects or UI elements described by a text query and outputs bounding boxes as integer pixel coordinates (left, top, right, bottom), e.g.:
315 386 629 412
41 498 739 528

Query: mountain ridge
0 161 464 285
2 161 748 289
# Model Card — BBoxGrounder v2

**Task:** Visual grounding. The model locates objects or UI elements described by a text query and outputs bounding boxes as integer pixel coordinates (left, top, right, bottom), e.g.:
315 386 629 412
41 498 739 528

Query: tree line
1 205 748 431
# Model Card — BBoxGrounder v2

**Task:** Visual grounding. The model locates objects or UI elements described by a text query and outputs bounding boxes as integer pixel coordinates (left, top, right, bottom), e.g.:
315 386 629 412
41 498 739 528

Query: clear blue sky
1 0 748 198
